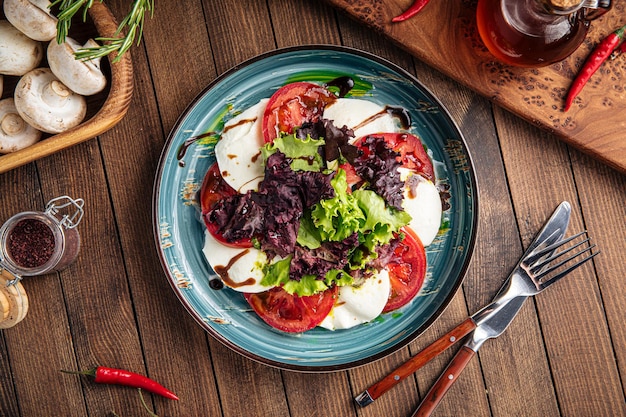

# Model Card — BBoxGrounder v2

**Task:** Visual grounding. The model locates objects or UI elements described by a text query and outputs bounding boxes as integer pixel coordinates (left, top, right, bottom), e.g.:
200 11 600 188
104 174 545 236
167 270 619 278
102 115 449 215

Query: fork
522 230 597 289
355 229 599 412
489 230 598 308
410 231 598 416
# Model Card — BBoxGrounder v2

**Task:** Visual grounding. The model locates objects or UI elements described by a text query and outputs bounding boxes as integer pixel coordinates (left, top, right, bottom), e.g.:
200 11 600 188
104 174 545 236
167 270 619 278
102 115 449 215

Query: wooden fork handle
355 317 476 406
411 346 476 417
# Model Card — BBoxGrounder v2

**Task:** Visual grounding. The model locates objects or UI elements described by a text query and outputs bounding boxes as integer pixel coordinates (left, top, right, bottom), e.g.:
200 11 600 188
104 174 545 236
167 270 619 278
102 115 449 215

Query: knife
354 201 572 408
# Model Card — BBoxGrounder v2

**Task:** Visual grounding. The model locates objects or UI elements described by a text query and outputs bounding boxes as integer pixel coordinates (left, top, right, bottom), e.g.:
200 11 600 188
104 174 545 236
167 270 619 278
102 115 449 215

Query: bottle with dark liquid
476 0 612 67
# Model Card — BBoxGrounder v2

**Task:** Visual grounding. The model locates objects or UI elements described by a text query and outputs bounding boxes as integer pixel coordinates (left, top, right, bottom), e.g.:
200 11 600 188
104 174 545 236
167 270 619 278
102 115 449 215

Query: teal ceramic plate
153 45 478 371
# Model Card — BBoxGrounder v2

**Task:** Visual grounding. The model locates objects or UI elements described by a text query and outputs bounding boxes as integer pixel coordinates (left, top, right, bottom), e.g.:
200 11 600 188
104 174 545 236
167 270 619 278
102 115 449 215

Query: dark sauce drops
177 131 217 167
209 276 224 290
213 249 257 289
385 106 411 130
352 106 412 132
438 183 452 211
325 76 355 98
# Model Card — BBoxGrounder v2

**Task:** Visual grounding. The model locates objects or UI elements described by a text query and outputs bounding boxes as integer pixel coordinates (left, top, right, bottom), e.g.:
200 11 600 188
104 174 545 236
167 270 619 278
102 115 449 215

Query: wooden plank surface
0 0 625 416
323 0 626 174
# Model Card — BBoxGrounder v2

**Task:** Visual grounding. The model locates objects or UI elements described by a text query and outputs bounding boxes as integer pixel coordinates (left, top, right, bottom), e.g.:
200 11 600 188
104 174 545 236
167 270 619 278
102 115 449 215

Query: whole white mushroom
0 98 42 154
0 20 44 76
3 0 57 42
47 38 108 96
14 68 87 134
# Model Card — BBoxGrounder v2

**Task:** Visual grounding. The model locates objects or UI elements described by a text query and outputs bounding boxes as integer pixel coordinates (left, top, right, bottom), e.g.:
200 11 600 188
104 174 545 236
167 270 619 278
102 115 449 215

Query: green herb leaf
51 0 154 62
261 258 291 288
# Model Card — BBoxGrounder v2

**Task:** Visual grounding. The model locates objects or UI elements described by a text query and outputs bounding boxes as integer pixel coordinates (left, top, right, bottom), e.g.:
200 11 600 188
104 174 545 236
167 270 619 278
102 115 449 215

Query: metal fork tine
520 229 600 291
533 248 599 289
528 236 592 274
533 242 596 277
524 230 588 266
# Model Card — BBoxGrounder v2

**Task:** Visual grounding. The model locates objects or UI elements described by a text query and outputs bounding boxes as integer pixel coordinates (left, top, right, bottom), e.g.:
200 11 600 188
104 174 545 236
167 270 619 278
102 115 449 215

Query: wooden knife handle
411 345 476 417
358 317 476 404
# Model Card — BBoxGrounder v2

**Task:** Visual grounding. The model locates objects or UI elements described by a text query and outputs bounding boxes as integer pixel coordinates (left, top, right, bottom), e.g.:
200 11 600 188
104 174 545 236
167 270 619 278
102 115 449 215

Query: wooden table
1 1 625 416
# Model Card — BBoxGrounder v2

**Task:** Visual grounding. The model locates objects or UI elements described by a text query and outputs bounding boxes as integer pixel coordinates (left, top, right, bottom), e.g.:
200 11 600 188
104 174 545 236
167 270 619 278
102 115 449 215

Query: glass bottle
0 196 84 279
476 0 612 67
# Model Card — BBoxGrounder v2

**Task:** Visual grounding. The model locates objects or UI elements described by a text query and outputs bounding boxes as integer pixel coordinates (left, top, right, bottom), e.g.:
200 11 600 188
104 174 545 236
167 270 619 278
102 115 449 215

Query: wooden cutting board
324 0 626 174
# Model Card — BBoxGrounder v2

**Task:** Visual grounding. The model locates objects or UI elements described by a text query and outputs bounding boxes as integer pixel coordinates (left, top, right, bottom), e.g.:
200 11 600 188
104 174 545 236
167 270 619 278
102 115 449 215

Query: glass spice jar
0 196 84 279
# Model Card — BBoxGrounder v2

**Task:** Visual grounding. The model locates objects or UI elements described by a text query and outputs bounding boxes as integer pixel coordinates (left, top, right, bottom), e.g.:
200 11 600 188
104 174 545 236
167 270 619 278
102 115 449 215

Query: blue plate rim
152 44 480 372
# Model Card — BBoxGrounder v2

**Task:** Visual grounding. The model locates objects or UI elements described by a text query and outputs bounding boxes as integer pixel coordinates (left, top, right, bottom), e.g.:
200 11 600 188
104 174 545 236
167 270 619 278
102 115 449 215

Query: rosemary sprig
51 0 154 62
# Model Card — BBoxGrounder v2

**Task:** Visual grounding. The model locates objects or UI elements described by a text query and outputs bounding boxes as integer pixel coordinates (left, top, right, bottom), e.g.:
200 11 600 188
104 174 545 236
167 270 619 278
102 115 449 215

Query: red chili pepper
564 24 626 111
62 367 179 401
391 0 431 22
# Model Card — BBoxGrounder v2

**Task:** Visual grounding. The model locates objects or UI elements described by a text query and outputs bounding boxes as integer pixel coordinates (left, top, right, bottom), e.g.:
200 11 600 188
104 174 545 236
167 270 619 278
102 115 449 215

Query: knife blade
468 200 572 335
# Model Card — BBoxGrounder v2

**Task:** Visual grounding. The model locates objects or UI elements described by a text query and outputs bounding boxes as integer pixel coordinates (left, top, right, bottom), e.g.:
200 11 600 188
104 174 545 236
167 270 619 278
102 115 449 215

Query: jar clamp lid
44 195 85 230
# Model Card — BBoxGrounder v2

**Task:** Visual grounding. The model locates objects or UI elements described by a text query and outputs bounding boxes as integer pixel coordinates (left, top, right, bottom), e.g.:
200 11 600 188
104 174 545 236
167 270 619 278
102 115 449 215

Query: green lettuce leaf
261 257 291 288
262 134 325 172
346 189 412 269
353 188 411 245
283 274 330 296
310 169 365 242
261 257 354 296
297 214 322 249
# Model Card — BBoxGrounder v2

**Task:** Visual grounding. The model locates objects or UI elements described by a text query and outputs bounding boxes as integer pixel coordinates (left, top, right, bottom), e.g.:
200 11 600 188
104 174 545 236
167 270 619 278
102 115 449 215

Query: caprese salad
198 79 443 333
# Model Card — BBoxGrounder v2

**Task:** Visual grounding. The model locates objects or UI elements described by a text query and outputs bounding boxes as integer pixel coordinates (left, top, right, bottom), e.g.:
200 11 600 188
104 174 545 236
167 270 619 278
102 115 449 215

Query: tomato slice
262 82 336 143
200 163 252 248
200 163 236 214
383 227 427 313
356 133 434 180
338 162 362 190
244 286 338 333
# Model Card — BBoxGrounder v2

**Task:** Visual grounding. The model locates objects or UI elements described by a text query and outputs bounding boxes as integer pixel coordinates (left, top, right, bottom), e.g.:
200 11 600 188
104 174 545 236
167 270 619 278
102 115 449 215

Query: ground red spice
7 219 55 268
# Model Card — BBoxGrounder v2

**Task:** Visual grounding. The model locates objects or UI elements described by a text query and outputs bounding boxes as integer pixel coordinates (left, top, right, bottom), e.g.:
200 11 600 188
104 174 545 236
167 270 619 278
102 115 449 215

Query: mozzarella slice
318 269 390 330
214 99 269 193
202 231 272 293
323 98 398 140
399 168 442 246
